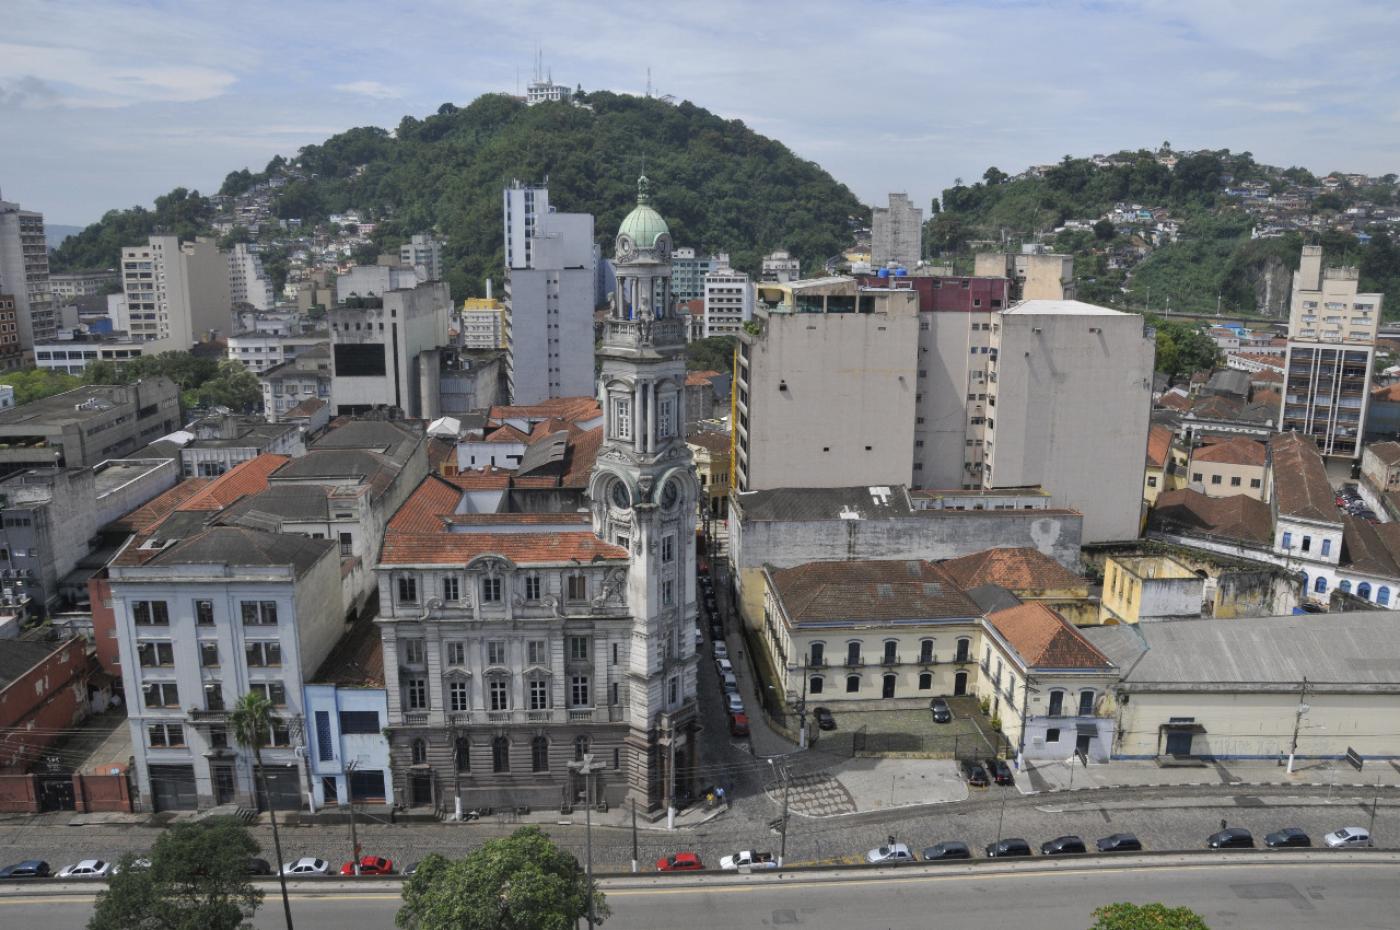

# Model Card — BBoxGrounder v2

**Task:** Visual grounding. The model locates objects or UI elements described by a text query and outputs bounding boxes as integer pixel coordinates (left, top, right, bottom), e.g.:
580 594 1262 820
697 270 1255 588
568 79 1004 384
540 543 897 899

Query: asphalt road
1 859 1395 929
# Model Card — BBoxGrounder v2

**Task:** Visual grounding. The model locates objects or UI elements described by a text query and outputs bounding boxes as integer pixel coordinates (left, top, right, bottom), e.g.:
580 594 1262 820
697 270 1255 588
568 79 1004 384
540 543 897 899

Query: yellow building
686 429 731 520
459 297 507 349
1099 555 1202 624
1144 424 1174 505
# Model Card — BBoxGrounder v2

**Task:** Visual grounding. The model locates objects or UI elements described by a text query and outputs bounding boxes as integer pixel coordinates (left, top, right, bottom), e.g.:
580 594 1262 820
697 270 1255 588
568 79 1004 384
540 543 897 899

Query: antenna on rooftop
646 67 652 99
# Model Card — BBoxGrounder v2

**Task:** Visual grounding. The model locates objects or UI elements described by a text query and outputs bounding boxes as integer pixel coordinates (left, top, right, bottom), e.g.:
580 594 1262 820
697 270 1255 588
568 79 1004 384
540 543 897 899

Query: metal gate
149 764 198 811
255 765 301 812
37 774 75 812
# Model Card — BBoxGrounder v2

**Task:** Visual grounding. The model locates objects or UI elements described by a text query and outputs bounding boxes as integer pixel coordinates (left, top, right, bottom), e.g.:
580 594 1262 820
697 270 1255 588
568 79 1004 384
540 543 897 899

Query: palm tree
230 692 294 930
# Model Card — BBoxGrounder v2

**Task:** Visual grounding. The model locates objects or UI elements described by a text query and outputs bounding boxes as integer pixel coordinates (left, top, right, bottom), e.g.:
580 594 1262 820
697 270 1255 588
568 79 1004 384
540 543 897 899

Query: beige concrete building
1360 441 1400 492
459 297 507 349
121 236 233 350
701 266 753 337
974 249 1076 301
984 300 1156 542
1085 613 1400 762
870 193 922 269
1186 437 1268 500
1098 555 1202 624
734 279 919 492
685 429 731 520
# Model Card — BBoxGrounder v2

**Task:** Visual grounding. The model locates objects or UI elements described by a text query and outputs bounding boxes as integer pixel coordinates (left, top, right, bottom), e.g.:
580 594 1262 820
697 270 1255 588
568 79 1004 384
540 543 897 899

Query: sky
2 0 1399 227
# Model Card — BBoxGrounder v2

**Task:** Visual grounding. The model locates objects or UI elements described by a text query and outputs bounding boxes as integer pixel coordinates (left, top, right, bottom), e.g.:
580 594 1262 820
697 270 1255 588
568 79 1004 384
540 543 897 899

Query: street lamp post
568 754 601 930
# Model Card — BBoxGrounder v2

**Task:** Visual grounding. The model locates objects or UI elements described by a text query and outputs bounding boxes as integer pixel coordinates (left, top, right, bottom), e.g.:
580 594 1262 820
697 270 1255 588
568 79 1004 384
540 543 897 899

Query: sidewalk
1017 756 1400 795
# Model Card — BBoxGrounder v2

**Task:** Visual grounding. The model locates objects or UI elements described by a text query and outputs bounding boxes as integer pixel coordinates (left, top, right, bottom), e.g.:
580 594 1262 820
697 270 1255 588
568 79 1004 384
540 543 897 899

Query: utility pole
567 754 602 930
1368 773 1381 835
778 761 791 868
630 798 639 874
448 715 463 821
666 733 676 831
995 783 1008 845
345 761 361 875
1287 677 1310 774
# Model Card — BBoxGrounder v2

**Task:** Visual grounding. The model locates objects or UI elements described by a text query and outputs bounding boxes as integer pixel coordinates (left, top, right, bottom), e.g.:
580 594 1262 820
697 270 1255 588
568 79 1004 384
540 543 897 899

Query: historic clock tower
589 176 701 815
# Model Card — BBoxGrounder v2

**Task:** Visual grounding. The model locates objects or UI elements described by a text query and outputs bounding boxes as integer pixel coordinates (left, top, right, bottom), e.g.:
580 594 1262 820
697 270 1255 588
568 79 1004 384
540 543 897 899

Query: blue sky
2 0 1399 226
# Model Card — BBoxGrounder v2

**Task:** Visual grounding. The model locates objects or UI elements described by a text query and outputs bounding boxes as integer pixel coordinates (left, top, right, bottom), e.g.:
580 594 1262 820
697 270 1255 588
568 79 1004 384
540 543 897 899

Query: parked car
340 855 393 876
930 697 952 724
709 623 724 641
1207 828 1254 849
111 857 152 874
403 862 419 877
0 860 51 879
1264 827 1311 848
56 860 112 879
656 852 704 872
984 838 1032 858
719 850 777 870
813 706 836 730
1039 835 1087 856
985 759 1014 786
720 671 739 693
247 858 274 875
1095 833 1142 853
1323 827 1372 848
866 843 915 864
282 857 331 876
961 760 990 788
713 641 729 660
729 712 750 737
715 657 734 676
725 692 744 715
920 842 971 861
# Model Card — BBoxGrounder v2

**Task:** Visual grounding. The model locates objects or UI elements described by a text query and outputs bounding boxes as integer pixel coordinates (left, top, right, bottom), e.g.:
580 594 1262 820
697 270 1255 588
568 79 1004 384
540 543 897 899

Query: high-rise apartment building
670 248 729 302
501 182 596 404
399 233 444 282
458 297 507 349
0 295 22 371
120 236 233 350
227 242 275 310
49 270 119 301
871 193 923 269
0 194 56 351
761 250 800 283
702 266 754 337
1280 245 1382 458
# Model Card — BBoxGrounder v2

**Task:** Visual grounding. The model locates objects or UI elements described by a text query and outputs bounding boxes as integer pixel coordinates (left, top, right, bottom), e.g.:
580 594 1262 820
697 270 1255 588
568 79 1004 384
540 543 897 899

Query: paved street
2 858 1396 929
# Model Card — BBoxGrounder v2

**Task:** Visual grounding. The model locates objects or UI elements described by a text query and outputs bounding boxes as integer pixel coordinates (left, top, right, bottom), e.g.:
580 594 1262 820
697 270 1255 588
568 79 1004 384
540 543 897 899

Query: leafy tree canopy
1090 902 1211 930
0 368 81 405
195 360 262 412
89 817 263 930
397 827 607 930
1150 317 1220 380
686 335 738 374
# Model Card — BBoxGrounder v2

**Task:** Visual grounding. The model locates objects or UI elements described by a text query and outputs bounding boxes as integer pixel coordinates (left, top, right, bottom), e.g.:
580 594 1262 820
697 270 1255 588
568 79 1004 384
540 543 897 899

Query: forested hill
51 92 866 297
927 149 1400 318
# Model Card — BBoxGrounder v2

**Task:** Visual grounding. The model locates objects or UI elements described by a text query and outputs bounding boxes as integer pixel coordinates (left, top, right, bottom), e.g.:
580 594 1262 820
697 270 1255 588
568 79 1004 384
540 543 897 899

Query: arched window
531 736 549 773
1078 689 1096 716
1047 689 1065 717
845 674 861 693
1358 582 1373 599
954 638 971 663
809 676 824 695
919 639 935 664
1380 586 1391 606
411 738 427 765
492 736 510 773
882 640 898 664
1315 576 1328 594
918 672 933 690
454 737 469 772
1339 580 1352 594
573 735 590 762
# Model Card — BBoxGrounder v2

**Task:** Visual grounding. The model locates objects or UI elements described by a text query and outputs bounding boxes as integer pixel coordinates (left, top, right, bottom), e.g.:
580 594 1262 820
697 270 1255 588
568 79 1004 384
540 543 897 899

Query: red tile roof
682 299 704 317
1158 390 1191 412
986 602 1113 669
485 424 529 444
1146 424 1174 469
1269 432 1340 523
1373 383 1400 403
686 369 721 387
939 547 1086 593
285 397 326 417
1149 488 1274 545
767 560 980 624
380 531 626 566
686 430 732 455
1192 437 1267 467
387 474 464 532
488 397 601 424
107 479 212 534
176 454 288 512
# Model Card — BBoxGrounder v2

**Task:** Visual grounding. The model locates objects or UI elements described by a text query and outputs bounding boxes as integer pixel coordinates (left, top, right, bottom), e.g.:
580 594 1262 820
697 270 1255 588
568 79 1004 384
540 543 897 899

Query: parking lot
804 696 1009 760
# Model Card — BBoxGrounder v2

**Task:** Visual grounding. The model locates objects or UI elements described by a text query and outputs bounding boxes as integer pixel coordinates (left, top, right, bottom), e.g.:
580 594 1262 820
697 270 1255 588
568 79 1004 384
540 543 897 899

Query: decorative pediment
467 555 515 577
443 667 472 681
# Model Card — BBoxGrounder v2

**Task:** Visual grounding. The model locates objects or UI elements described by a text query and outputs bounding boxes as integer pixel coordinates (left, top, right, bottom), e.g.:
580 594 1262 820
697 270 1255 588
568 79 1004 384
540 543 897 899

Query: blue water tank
877 268 890 278
895 267 908 276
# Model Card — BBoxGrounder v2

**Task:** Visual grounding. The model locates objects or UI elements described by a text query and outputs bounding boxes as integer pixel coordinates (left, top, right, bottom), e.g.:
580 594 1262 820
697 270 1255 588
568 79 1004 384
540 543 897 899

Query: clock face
655 234 672 260
616 234 634 259
660 479 680 511
610 479 631 510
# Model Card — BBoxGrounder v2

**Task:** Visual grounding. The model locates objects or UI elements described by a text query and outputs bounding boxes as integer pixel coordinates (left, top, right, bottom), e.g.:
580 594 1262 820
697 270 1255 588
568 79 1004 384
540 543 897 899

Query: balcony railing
880 654 900 666
807 657 827 668
844 657 864 668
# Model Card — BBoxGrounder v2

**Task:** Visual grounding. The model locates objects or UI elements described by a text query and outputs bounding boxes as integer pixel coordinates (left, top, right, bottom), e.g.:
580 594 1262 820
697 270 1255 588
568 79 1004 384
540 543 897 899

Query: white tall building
671 248 729 302
871 192 923 269
0 194 56 350
761 250 800 283
329 282 452 418
228 242 275 310
400 233 444 282
120 236 233 350
502 182 596 404
702 266 753 337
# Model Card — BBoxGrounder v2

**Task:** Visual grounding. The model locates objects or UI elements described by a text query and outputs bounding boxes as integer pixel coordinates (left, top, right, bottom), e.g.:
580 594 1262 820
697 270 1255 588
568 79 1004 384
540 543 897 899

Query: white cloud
0 41 234 108
334 81 404 100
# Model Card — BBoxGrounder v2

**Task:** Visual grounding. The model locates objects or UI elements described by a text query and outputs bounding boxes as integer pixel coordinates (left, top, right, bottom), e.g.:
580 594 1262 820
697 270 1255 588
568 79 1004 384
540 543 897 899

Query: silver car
866 843 915 864
1323 827 1372 848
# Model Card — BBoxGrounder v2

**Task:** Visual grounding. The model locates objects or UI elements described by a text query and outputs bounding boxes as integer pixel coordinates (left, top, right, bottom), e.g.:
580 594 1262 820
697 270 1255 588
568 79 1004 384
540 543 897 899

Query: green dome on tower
617 175 669 249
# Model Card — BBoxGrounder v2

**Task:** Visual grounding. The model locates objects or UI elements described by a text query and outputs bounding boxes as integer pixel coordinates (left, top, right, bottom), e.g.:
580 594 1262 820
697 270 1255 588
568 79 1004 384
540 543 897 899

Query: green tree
229 692 294 930
0 368 81 405
89 817 264 930
1152 319 1220 380
196 361 262 412
1090 902 1210 929
396 827 607 930
1093 218 1116 241
685 335 737 374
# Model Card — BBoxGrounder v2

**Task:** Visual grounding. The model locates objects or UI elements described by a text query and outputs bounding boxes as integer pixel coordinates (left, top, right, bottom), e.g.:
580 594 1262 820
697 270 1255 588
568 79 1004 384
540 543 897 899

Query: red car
656 852 703 872
339 855 393 876
729 712 750 737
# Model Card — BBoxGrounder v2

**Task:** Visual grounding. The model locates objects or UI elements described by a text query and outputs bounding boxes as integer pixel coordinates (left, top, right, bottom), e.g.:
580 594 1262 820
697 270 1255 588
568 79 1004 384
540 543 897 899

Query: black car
921 841 971 861
1095 833 1142 853
930 697 952 724
1207 827 1254 849
961 760 990 788
1039 835 1087 856
984 838 1032 858
985 759 1014 786
813 706 836 731
0 860 51 879
247 858 273 876
1264 827 1311 848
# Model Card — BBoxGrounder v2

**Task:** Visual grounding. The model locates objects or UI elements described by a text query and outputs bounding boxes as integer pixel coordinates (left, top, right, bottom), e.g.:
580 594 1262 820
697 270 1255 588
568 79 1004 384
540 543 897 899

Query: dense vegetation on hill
52 93 866 299
930 149 1400 317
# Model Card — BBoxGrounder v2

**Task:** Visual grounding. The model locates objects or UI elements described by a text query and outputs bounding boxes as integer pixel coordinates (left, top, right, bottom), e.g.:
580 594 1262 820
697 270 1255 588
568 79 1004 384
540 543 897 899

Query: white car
725 692 744 715
866 843 915 864
282 857 331 876
1323 827 1373 848
694 628 703 647
713 641 729 660
715 657 734 676
56 859 112 879
110 857 151 875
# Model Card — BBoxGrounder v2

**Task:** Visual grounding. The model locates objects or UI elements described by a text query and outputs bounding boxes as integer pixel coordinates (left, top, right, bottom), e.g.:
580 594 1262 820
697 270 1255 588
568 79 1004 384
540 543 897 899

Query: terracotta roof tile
1149 488 1274 545
939 547 1086 594
176 454 288 512
285 397 326 417
387 474 464 532
686 369 721 387
1158 390 1191 413
987 602 1114 669
488 397 601 424
561 427 602 488
107 479 212 534
1192 437 1267 467
768 560 980 625
1269 432 1340 523
442 471 512 490
1146 424 1174 469
380 531 626 566
485 424 530 444
1372 383 1400 404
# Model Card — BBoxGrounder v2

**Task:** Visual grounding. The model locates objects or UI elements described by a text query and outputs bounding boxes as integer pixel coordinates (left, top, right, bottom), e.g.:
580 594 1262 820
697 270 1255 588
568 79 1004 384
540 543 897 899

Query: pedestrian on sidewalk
1220 818 1227 831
